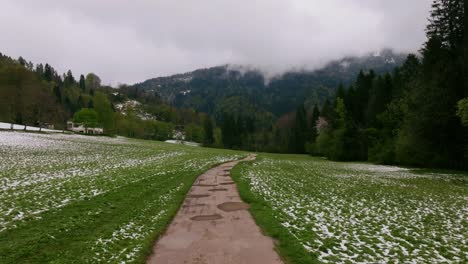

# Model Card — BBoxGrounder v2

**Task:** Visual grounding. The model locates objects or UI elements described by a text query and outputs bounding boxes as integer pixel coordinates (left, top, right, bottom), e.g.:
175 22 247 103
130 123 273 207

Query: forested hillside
0 54 216 144
132 49 405 118
1 49 404 149
250 0 466 169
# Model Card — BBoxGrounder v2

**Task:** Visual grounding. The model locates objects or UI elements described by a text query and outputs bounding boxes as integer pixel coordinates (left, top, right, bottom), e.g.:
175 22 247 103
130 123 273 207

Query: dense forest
225 0 466 169
0 0 466 170
316 0 466 169
132 49 406 121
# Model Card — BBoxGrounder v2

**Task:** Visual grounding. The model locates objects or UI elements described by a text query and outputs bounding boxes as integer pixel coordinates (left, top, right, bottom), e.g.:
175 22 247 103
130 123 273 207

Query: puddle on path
190 214 223 221
217 202 250 212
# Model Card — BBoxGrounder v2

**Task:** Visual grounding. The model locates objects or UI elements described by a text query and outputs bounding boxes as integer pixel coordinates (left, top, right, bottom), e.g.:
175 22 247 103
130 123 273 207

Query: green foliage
85 73 101 92
133 50 405 119
93 92 114 134
79 74 86 91
395 4 466 168
457 98 468 126
221 112 238 148
73 108 98 128
293 105 308 153
0 57 63 126
147 120 174 141
213 127 223 147
184 124 204 143
309 104 320 142
203 117 214 145
312 1 466 169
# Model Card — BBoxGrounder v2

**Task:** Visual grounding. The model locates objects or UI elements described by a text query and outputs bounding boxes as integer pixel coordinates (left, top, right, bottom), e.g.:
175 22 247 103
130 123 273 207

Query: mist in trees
0 0 464 171
218 0 465 170
310 0 466 169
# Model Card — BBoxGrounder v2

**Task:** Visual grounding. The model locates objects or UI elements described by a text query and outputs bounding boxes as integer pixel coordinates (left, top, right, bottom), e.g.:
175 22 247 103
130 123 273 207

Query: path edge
143 153 252 262
230 155 320 264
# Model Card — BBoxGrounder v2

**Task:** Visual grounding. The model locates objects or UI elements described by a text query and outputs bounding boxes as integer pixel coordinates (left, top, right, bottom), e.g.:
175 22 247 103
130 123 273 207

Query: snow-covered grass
0 122 62 133
233 154 468 264
0 130 244 263
164 139 201 147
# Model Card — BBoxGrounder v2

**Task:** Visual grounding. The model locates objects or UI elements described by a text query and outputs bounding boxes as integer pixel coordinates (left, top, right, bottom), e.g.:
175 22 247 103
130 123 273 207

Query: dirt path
147 154 283 264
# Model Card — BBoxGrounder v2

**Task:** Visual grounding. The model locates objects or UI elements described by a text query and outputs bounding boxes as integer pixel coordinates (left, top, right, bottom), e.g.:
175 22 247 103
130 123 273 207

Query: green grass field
232 154 468 264
2 131 467 263
0 131 244 263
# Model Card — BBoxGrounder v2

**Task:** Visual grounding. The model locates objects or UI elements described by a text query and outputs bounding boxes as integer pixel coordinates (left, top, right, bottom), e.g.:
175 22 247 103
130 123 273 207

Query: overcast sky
0 0 431 85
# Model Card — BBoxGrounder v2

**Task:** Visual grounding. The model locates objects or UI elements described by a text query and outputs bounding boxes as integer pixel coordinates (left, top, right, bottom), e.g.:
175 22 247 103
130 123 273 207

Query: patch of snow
165 140 200 147
0 122 62 133
340 61 350 69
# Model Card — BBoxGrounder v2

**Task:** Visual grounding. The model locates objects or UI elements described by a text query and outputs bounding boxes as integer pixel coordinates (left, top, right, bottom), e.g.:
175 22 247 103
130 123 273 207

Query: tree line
220 0 467 170
0 52 218 145
313 0 466 169
1 0 465 169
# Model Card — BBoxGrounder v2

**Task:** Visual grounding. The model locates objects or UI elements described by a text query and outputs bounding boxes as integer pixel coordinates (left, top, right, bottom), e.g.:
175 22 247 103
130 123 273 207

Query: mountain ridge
129 49 407 120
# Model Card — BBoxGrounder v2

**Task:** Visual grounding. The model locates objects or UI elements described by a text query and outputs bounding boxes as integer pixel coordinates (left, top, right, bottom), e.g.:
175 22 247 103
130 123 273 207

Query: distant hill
131 49 407 121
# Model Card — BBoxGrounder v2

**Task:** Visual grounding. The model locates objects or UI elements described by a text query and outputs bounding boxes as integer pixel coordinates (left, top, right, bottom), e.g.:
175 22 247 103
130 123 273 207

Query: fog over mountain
0 0 431 85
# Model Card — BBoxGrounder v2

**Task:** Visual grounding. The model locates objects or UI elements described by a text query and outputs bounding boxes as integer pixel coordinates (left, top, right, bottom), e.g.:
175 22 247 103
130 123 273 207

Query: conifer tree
79 74 86 91
203 117 214 146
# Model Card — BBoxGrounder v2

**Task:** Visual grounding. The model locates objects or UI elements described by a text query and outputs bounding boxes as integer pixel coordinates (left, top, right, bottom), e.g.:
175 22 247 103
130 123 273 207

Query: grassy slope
231 153 468 264
0 131 245 263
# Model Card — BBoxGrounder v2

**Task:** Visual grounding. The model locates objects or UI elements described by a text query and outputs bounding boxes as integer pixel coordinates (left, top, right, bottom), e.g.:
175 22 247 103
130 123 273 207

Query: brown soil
147 154 283 264
217 202 250 212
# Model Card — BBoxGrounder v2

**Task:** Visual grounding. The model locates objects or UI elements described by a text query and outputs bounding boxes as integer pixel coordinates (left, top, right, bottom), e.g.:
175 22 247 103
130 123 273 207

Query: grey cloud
0 0 431 85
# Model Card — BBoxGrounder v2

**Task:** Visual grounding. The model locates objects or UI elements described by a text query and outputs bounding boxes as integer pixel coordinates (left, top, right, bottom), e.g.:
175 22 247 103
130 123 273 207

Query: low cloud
0 0 431 85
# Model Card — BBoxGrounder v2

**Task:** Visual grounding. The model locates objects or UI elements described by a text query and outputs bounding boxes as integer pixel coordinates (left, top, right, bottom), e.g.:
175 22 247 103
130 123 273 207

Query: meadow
0 131 244 263
232 154 468 264
2 131 467 264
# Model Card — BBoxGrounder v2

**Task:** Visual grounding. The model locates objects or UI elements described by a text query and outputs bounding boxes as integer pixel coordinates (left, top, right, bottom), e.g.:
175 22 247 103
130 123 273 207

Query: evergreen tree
221 113 235 148
64 70 75 86
203 116 214 146
79 74 86 91
44 64 53 82
35 63 44 76
293 105 308 153
77 95 85 109
366 73 393 127
18 56 26 66
396 0 466 168
309 104 320 142
53 84 61 102
321 99 334 121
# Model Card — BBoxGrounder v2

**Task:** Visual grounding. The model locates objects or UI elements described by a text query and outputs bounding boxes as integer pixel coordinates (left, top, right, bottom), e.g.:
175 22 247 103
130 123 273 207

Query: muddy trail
147 154 283 264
